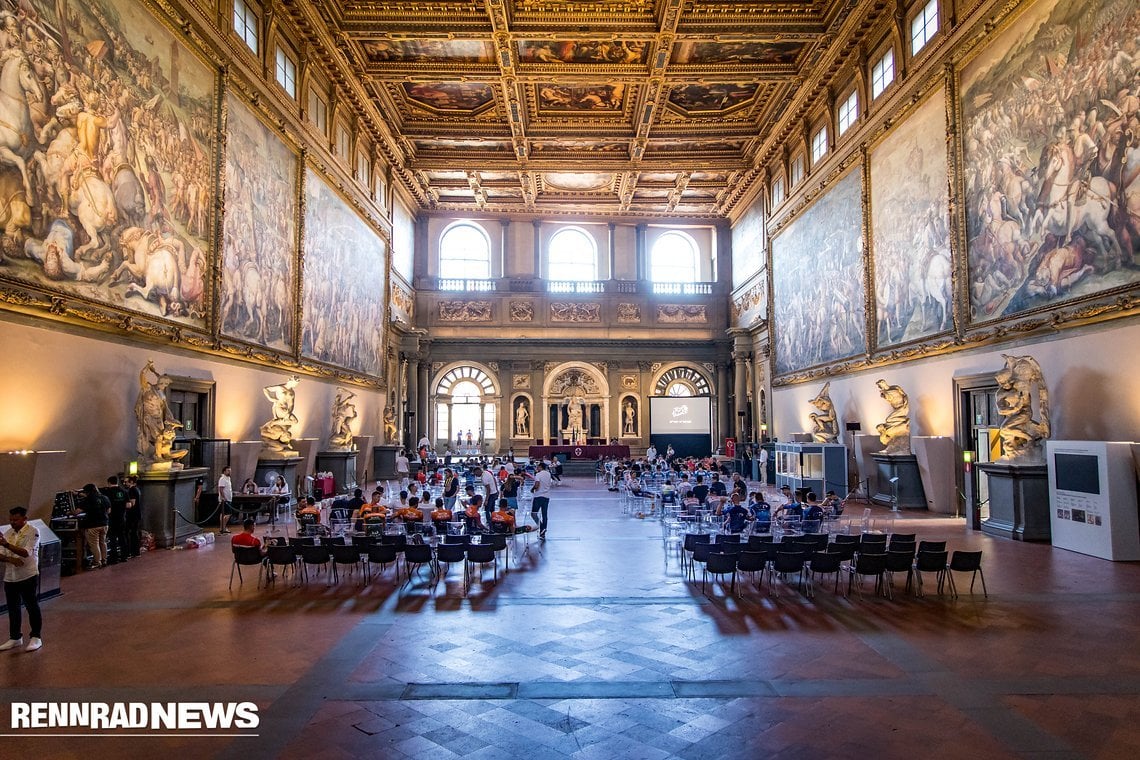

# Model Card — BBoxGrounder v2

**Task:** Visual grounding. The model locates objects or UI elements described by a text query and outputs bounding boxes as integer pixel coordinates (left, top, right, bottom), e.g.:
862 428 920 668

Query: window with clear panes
871 48 895 99
275 47 297 99
233 0 259 55
911 0 939 55
811 126 828 163
837 91 858 135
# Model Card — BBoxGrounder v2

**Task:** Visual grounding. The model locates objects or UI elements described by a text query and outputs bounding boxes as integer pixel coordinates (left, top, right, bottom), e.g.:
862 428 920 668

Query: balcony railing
547 280 605 294
651 281 713 295
438 278 497 292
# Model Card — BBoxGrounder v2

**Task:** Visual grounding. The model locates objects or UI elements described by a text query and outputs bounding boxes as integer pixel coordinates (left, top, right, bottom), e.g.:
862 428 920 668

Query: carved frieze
657 304 708 323
439 300 492 322
550 302 601 322
621 374 638 390
617 302 642 323
509 300 534 322
513 374 531 389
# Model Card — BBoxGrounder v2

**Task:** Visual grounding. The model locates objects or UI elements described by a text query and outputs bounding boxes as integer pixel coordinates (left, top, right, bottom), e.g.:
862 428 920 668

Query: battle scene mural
401 82 495 112
771 169 866 375
668 83 758 113
0 0 216 324
221 94 296 351
537 84 625 111
961 0 1140 322
871 90 952 346
301 168 386 377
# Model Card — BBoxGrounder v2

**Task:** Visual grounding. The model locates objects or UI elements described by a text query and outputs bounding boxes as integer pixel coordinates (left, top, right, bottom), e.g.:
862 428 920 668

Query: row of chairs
682 532 986 600
229 533 509 595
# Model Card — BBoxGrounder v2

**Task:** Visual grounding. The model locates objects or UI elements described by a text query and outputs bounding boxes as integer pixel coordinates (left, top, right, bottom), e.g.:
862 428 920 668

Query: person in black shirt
691 475 709 505
708 474 728 498
346 488 366 513
74 483 110 569
101 476 130 564
124 476 143 557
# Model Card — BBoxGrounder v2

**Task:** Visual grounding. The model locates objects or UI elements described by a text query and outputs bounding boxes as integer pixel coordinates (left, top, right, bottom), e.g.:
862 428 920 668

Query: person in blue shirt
802 492 824 532
749 492 772 533
775 485 803 520
722 493 751 533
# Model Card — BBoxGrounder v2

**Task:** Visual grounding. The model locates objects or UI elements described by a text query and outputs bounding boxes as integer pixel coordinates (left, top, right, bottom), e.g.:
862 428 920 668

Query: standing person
530 460 553 540
646 442 658 462
75 483 110 569
0 507 42 652
124 475 143 558
442 468 459 509
501 467 521 511
395 449 410 488
479 465 499 524
217 466 234 534
102 475 129 564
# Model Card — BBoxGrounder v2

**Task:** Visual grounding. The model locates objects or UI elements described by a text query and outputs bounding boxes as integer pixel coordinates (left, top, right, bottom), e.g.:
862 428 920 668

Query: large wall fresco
871 90 952 346
220 94 297 351
392 195 415 282
301 168 386 377
772 169 866 376
731 194 765 289
961 0 1140 322
0 0 216 323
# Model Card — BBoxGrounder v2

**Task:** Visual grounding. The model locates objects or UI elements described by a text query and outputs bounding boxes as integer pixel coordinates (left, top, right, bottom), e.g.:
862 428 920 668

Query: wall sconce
127 460 139 477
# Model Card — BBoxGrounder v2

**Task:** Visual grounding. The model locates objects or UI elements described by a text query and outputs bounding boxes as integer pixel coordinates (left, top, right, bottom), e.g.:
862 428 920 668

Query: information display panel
1047 441 1140 561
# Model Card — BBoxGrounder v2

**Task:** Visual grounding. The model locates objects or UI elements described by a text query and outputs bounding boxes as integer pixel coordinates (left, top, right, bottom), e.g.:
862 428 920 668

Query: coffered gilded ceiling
306 0 865 217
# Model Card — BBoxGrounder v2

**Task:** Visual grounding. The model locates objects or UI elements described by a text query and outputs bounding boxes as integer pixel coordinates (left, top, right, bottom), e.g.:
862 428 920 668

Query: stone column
716 361 730 446
406 357 419 449
417 361 430 443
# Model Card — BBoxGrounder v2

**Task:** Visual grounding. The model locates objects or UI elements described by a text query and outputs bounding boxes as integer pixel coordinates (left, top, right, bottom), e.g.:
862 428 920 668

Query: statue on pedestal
260 376 300 456
383 404 398 445
514 399 530 437
808 382 839 443
328 387 358 451
134 359 188 468
623 400 636 435
995 354 1050 462
874 379 911 455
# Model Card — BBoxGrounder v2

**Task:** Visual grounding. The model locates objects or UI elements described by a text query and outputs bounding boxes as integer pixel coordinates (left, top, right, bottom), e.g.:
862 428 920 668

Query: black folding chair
946 550 987 598
229 546 265 590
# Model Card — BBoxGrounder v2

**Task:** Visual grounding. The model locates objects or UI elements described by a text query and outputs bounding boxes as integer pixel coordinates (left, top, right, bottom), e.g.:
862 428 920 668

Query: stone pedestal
316 450 358 494
352 435 374 487
372 444 400 480
912 436 957 514
979 461 1050 541
254 457 301 498
139 467 208 548
871 453 928 509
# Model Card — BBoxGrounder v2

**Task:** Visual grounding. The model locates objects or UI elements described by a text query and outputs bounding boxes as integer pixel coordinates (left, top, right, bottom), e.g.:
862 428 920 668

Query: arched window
654 366 711 396
548 227 597 281
434 366 497 444
650 231 699 283
439 222 491 280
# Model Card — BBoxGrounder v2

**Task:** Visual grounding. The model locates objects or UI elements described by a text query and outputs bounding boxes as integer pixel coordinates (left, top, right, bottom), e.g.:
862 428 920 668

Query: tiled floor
3 476 1140 759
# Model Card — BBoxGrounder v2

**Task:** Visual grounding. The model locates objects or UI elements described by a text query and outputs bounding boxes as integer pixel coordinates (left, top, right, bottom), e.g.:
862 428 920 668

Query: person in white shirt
0 506 42 652
217 466 235 534
395 449 410 488
479 466 499 524
646 443 658 463
530 461 553 540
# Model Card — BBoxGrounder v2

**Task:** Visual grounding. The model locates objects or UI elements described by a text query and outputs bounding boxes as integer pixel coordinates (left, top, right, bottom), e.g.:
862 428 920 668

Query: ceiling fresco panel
517 39 650 64
670 40 805 65
402 82 496 112
362 39 495 64
668 82 760 114
536 83 627 111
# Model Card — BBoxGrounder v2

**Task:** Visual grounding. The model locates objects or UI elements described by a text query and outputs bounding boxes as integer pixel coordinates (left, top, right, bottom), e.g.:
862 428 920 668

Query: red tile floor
3 475 1139 759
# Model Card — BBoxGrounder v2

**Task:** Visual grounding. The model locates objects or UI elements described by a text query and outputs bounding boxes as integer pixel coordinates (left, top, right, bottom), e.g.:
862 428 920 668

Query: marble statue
328 387 358 451
515 399 529 437
874 379 911 455
133 359 188 468
995 354 1050 462
808 382 839 444
260 376 300 456
566 391 585 433
623 400 636 435
383 404 398 445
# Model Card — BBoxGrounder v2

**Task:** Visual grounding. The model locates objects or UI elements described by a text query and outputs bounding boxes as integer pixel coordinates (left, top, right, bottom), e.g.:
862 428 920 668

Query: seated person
463 494 486 534
802 492 824 532
398 496 424 524
691 475 709 505
751 499 773 533
722 493 751 534
490 506 515 533
677 474 693 498
708 474 728 499
346 488 366 513
297 496 321 524
240 478 258 495
660 479 677 504
267 476 289 505
388 489 409 511
775 486 803 520
230 518 266 556
822 490 844 515
430 497 453 530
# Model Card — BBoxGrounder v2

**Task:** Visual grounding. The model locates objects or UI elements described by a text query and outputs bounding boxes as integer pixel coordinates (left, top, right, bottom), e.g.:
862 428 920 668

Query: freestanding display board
1046 441 1140 561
